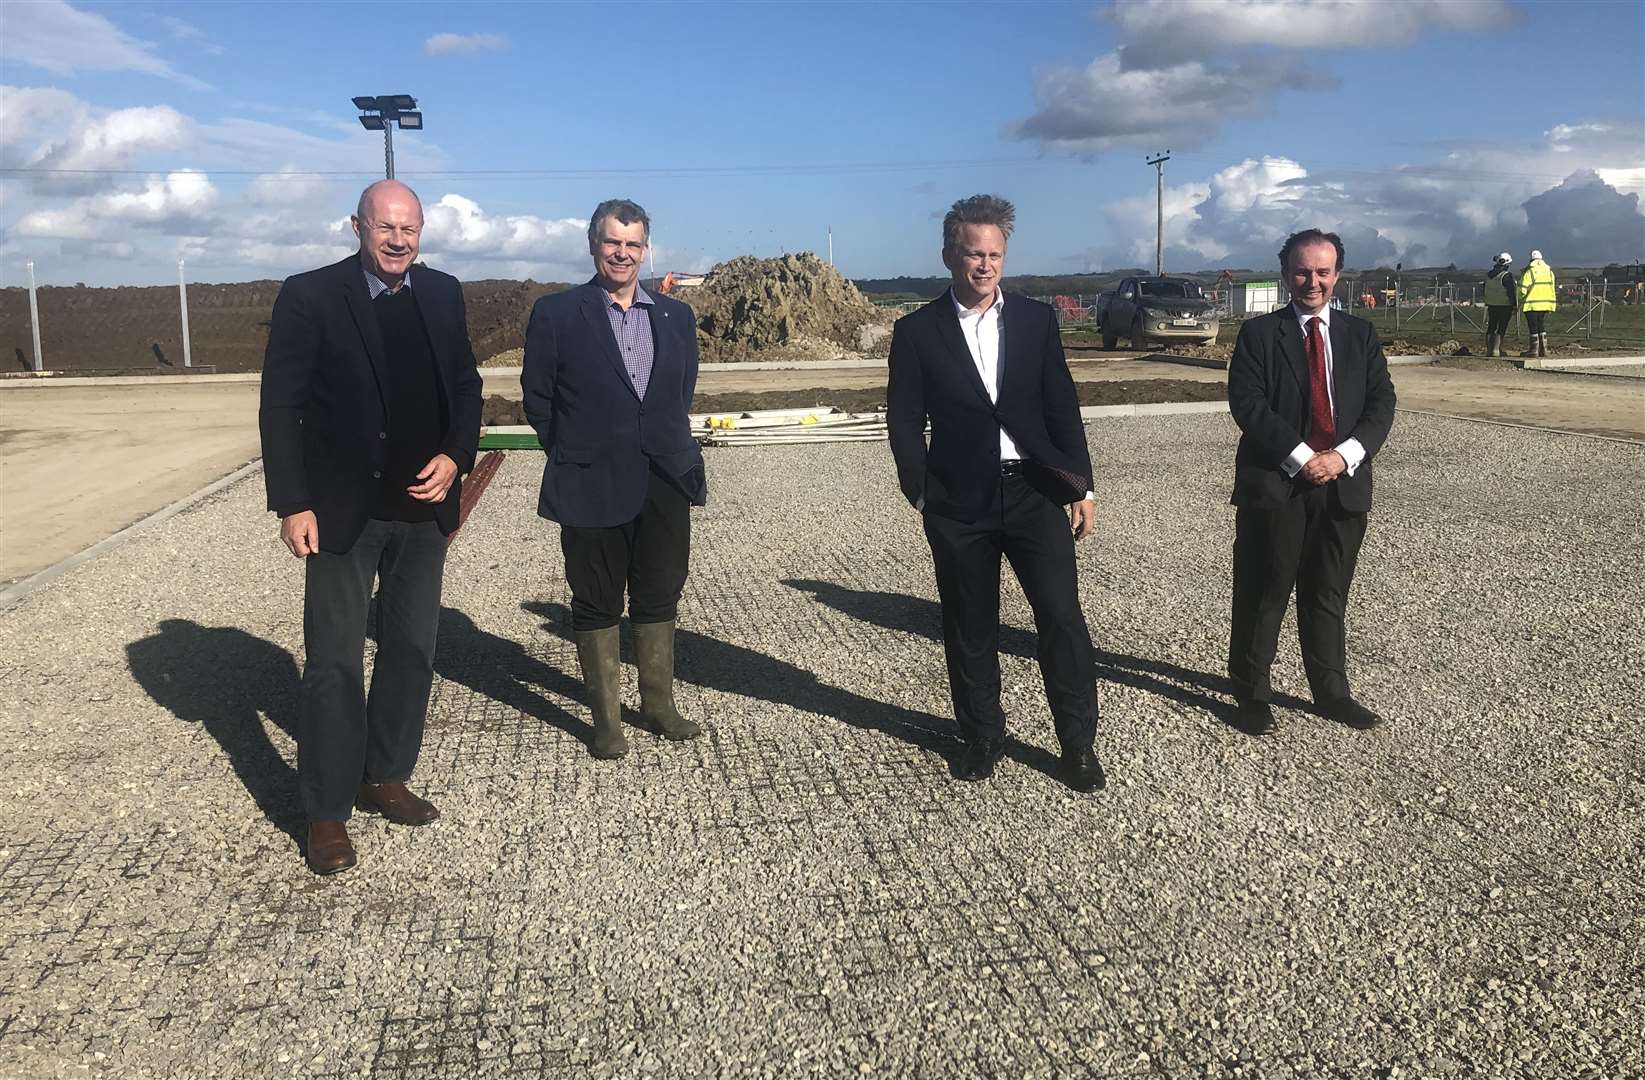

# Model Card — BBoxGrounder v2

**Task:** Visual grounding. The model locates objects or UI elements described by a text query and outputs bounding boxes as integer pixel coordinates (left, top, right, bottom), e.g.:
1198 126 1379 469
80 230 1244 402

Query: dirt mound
683 253 892 364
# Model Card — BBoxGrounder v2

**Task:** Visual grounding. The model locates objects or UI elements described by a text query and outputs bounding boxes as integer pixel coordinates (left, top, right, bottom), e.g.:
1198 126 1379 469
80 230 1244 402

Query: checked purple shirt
602 283 656 399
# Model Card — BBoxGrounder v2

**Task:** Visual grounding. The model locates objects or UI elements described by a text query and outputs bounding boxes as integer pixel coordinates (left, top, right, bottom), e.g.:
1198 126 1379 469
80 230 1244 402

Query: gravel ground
1 414 1641 1078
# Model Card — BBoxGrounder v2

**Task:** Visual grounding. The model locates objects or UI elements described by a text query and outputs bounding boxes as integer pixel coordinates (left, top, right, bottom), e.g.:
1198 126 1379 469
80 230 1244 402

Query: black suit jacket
1227 305 1396 512
259 256 483 553
887 291 1092 522
522 280 706 529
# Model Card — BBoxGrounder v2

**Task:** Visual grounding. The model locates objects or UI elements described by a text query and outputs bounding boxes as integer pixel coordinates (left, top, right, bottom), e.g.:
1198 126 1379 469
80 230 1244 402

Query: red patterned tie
1305 316 1335 451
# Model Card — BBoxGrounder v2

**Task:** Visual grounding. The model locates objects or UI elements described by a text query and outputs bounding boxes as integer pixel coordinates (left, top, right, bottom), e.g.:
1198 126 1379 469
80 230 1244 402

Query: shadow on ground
517 599 1059 777
779 578 1313 723
126 619 304 845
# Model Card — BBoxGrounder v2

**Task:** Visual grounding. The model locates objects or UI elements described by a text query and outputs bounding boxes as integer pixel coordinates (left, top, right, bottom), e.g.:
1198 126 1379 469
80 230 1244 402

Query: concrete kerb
0 458 265 610
0 371 262 389
1523 355 1645 370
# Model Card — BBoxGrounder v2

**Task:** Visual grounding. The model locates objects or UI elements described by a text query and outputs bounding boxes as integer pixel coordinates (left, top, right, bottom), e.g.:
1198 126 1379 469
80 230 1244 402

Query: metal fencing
3 260 203 373
1039 276 1645 350
1329 275 1645 349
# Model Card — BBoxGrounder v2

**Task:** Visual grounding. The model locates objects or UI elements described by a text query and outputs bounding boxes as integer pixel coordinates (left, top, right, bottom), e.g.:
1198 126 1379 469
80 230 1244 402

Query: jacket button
378 431 387 439
372 470 382 479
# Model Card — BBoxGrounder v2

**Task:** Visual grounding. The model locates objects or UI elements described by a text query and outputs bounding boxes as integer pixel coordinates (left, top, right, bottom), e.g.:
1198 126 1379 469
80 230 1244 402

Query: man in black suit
887 194 1106 792
260 180 482 874
522 199 706 760
1227 228 1397 734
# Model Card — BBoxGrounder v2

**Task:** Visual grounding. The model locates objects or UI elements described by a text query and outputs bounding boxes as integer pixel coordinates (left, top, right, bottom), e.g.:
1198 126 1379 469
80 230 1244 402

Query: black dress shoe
1231 699 1277 735
1059 749 1107 793
954 738 1006 782
1318 696 1381 730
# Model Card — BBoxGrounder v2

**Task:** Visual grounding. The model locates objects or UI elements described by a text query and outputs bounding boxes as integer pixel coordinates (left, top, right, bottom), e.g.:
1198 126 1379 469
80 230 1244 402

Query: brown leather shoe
355 781 440 826
306 820 357 875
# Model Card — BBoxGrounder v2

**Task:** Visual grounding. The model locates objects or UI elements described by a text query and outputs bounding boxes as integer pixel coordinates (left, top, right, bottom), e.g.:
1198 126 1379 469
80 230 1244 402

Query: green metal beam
478 432 541 450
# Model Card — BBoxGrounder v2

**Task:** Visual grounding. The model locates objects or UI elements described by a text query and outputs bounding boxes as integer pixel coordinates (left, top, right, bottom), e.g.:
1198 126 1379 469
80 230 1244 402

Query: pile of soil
683 253 893 364
479 378 1223 426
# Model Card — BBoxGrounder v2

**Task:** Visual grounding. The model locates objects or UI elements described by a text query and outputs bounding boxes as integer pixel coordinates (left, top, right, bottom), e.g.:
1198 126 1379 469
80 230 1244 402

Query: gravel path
1 414 1640 1078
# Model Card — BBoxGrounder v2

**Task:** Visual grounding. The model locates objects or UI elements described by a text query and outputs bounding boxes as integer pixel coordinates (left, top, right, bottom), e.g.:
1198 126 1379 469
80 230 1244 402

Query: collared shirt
602 282 656 399
363 263 410 299
1282 302 1367 479
950 287 1024 462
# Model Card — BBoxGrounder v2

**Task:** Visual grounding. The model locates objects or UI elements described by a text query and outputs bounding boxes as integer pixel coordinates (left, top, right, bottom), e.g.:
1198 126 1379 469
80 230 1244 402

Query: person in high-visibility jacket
1518 249 1556 358
1482 252 1516 357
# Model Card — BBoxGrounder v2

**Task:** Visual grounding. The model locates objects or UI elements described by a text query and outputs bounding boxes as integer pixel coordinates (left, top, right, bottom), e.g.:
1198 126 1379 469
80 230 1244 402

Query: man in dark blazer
1227 228 1397 735
260 179 482 874
522 199 706 760
887 194 1106 793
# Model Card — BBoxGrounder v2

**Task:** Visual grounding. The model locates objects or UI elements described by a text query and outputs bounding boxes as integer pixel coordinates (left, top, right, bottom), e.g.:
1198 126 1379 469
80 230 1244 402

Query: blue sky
2 0 1642 286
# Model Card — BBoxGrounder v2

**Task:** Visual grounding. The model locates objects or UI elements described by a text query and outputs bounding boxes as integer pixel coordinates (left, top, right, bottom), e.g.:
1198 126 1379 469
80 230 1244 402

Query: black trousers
1486 305 1513 336
922 471 1098 752
1524 311 1548 334
1228 481 1367 705
301 518 448 821
561 467 691 632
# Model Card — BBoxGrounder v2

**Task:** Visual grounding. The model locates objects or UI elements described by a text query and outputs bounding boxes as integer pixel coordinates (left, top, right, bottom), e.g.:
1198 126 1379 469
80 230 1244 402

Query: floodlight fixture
350 93 423 179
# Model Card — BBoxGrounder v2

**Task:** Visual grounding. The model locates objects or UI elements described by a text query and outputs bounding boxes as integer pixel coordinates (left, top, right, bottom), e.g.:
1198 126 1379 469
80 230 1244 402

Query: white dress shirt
1282 302 1367 479
951 287 1024 463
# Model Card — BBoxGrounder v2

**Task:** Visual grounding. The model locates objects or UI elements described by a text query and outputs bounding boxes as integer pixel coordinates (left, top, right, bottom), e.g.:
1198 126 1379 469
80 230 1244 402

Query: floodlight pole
1147 151 1171 276
25 259 43 372
353 95 420 180
178 258 193 368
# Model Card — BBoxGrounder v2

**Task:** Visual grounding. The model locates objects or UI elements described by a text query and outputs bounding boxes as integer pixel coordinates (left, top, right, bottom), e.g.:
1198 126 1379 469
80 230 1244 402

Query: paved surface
0 382 261 583
1 415 1640 1077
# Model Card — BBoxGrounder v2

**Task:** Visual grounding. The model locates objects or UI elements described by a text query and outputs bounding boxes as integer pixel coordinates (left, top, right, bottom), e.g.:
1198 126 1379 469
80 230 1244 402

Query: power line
0 156 1057 181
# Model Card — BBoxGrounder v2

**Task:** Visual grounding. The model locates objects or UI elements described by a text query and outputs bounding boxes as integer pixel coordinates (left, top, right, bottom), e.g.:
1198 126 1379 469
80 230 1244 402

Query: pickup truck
1096 276 1220 349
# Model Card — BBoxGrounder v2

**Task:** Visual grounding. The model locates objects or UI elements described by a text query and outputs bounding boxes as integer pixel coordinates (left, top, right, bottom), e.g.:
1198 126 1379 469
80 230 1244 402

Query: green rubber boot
634 619 700 741
575 626 627 759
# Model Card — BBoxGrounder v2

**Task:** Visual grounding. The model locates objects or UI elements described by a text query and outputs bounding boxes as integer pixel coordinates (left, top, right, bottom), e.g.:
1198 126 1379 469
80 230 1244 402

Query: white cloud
93 169 218 224
1013 52 1331 155
424 32 510 56
1107 0 1513 66
13 169 219 242
422 193 587 262
1100 123 1645 271
1017 0 1508 156
0 0 209 90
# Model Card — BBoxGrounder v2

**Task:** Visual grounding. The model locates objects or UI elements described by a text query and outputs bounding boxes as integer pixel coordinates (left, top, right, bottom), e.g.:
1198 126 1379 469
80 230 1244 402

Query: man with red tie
1226 229 1397 735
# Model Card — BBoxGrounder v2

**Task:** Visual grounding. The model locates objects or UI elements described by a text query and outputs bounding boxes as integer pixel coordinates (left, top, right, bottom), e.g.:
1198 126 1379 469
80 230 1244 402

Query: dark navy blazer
521 280 706 528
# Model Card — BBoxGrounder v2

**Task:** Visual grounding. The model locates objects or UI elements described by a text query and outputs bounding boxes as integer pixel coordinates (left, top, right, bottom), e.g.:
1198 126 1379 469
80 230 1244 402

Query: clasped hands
279 454 457 558
1299 449 1346 486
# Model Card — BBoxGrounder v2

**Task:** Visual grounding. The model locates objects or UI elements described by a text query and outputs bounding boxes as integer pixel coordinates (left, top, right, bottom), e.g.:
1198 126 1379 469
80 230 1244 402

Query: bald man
260 180 482 874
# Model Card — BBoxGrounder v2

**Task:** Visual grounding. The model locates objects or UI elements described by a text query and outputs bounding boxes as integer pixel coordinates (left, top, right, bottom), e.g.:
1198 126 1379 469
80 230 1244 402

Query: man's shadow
517 600 1069 777
780 579 1313 726
434 608 591 751
126 619 304 846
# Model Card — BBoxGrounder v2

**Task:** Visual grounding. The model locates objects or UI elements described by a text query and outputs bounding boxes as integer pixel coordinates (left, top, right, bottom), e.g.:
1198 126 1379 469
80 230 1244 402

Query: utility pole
1146 151 1171 276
